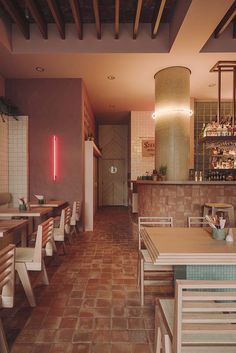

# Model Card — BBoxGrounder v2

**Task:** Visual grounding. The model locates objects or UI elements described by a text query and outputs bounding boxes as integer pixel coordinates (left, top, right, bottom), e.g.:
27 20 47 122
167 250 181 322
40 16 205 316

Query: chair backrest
188 216 208 227
34 217 54 264
71 201 81 223
59 206 71 227
138 216 173 250
0 244 15 308
173 280 236 353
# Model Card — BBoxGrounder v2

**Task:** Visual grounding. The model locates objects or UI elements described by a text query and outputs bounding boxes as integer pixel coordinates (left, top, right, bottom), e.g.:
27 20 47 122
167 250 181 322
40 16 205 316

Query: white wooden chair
188 216 208 227
15 217 54 307
0 244 15 353
155 280 236 353
138 216 174 306
70 201 81 237
53 206 71 254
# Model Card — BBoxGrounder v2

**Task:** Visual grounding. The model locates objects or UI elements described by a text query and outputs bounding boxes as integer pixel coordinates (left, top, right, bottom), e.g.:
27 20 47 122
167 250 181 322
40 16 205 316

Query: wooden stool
203 202 235 226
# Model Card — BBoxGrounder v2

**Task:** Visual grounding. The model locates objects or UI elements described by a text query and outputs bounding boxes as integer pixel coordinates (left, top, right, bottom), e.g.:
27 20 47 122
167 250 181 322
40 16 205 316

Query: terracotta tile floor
1 207 173 353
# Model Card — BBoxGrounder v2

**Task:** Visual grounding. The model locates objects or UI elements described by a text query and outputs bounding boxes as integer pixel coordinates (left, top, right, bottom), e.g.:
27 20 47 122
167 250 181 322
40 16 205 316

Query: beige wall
131 111 155 180
0 118 8 192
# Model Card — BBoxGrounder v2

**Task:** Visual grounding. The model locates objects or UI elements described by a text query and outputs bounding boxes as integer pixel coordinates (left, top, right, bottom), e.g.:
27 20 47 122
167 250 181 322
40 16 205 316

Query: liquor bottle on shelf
200 115 236 138
205 169 236 181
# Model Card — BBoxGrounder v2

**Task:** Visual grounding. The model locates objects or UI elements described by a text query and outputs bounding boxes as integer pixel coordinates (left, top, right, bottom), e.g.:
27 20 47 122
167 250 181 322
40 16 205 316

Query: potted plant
159 165 167 181
152 169 158 181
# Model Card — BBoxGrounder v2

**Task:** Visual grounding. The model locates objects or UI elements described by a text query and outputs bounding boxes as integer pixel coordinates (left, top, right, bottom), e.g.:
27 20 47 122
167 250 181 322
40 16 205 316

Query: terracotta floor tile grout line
1 207 173 353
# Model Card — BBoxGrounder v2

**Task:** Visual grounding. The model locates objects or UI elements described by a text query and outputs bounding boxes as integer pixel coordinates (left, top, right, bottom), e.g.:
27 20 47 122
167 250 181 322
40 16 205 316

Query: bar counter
132 180 236 226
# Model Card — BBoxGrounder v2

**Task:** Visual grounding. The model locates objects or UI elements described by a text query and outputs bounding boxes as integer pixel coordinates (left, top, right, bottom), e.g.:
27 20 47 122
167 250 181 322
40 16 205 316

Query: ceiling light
152 108 193 119
35 66 45 72
107 75 116 80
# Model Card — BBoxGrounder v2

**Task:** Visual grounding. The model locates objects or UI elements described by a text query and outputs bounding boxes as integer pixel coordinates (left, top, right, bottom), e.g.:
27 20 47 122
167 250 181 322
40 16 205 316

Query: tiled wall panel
0 117 8 192
8 116 28 207
131 111 155 179
137 183 236 227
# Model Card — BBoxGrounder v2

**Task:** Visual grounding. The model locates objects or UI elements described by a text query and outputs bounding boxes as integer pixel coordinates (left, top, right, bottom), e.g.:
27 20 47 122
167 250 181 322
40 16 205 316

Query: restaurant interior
0 0 236 352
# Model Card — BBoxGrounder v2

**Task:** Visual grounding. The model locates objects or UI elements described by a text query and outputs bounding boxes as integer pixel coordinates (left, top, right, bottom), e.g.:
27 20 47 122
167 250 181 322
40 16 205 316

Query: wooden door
101 159 125 206
99 125 128 206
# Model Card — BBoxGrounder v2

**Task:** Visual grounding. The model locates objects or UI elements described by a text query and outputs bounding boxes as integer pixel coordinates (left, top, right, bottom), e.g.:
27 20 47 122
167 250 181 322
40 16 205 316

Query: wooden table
141 227 236 265
0 207 53 217
0 207 53 234
29 200 67 208
0 219 28 247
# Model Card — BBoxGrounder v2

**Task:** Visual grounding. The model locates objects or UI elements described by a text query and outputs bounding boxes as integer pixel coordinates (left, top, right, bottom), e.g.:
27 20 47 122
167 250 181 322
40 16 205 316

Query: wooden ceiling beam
92 0 101 39
152 0 166 38
25 0 47 39
133 0 143 39
0 0 29 39
214 1 236 38
115 0 120 39
69 0 82 39
46 0 65 39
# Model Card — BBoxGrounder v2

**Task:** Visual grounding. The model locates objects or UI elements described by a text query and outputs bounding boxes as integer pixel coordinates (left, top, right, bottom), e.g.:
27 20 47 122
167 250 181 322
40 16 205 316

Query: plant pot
19 204 27 211
160 175 167 181
212 228 226 240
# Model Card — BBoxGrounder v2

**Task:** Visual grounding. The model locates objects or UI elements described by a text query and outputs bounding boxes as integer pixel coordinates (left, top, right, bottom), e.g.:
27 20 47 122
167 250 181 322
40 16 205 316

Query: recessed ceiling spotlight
208 83 216 87
107 75 116 80
35 66 45 72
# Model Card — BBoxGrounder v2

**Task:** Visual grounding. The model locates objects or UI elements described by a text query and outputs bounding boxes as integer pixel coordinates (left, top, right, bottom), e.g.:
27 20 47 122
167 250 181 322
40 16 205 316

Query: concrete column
154 66 191 180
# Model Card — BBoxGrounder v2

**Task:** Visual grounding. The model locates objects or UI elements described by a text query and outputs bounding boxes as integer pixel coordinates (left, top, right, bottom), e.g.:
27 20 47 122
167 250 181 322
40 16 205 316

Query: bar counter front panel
134 180 236 227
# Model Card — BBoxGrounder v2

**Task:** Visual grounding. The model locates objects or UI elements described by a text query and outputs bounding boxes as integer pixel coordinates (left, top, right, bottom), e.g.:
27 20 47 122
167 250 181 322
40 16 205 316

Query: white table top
29 200 67 208
0 207 53 217
141 227 236 265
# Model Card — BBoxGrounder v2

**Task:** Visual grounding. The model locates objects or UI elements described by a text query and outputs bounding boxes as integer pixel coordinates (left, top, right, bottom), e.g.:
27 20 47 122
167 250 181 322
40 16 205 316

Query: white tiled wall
131 111 155 179
0 117 8 192
8 116 28 207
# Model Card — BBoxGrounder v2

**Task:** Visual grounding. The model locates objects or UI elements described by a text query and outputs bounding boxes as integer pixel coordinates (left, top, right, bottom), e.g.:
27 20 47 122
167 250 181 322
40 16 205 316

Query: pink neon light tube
53 135 57 181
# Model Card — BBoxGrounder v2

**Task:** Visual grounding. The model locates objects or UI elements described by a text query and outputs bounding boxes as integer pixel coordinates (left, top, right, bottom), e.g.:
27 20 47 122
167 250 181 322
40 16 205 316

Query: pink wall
0 76 5 96
6 79 84 205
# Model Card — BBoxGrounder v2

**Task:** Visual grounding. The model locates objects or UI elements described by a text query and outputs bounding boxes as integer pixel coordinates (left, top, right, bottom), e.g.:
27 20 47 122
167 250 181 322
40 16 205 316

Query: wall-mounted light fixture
53 135 57 181
152 107 193 119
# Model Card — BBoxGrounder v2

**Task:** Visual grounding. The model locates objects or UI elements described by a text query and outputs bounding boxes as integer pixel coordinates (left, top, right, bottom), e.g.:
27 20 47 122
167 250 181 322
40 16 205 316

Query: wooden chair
53 206 71 253
0 244 15 353
188 216 208 227
155 280 236 353
203 202 235 227
138 216 173 306
15 217 54 307
70 201 81 237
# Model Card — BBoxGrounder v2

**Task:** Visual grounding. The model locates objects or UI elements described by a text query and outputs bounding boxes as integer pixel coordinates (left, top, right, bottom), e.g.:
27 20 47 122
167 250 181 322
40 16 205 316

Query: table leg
20 223 28 247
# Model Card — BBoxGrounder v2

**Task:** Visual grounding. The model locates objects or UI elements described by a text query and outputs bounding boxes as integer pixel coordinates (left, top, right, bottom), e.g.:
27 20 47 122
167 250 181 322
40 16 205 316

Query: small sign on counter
142 139 155 157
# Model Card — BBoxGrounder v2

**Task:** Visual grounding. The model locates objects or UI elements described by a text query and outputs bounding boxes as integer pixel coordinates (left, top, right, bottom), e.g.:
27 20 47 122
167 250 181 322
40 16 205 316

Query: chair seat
158 299 236 344
205 203 233 209
15 247 34 262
